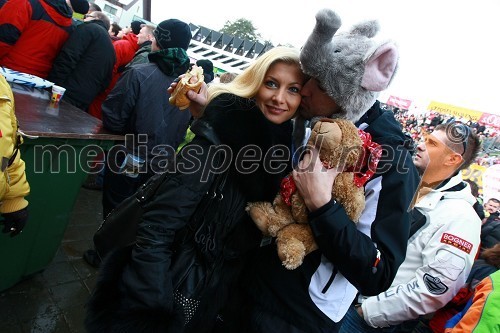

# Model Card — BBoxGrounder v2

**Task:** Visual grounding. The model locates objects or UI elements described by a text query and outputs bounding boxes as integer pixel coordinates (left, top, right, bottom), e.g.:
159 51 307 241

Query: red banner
479 113 500 129
386 95 412 109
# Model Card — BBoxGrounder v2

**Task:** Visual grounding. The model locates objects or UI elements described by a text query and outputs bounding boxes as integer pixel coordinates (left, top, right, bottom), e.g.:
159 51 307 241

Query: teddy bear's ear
361 42 398 92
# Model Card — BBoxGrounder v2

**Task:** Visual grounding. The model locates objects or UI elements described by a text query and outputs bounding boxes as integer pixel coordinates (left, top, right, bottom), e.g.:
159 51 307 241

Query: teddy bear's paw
291 194 308 224
246 202 272 235
267 224 282 237
278 239 306 270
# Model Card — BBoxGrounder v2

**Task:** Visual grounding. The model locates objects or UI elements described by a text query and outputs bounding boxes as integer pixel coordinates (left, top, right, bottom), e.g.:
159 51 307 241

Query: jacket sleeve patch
441 233 473 254
423 273 449 295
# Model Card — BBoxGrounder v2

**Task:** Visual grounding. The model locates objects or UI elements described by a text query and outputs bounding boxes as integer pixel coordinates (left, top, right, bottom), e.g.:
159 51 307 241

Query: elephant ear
361 42 398 92
299 9 342 86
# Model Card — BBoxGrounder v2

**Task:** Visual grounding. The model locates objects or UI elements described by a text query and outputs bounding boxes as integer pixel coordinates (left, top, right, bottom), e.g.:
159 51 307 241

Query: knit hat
130 20 144 35
70 0 89 15
196 59 214 83
153 19 192 50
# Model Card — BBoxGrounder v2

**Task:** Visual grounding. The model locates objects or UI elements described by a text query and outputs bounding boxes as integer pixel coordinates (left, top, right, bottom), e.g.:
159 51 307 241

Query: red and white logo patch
441 233 473 254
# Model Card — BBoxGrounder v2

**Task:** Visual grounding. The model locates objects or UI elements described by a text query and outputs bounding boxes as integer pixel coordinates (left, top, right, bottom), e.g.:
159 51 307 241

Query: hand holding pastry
169 66 204 110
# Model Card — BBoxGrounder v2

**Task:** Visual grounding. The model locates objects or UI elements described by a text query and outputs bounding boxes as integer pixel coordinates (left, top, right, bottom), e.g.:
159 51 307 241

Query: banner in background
482 164 500 202
386 95 412 109
462 163 486 196
428 101 483 121
462 164 500 201
479 113 500 129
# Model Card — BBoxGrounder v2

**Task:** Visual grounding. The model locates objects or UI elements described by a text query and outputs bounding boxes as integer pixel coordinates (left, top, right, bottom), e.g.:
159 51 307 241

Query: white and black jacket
361 173 481 328
242 101 421 333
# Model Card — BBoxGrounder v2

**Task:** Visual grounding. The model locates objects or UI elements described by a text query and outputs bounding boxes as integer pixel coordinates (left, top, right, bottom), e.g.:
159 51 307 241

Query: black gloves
1 207 29 237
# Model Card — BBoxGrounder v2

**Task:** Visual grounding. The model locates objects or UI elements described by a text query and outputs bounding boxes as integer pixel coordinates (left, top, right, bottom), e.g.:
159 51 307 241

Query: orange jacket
444 270 500 332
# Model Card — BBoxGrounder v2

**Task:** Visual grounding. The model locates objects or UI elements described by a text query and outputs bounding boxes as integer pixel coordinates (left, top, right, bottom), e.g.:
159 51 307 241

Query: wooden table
11 83 123 140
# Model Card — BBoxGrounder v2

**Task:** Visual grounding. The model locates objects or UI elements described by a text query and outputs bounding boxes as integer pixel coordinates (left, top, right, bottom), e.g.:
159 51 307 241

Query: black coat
101 61 192 172
48 20 115 111
481 213 500 252
85 94 293 333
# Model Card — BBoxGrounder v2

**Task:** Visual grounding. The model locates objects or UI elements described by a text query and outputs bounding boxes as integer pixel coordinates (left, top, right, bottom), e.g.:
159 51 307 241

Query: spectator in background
66 0 89 26
483 197 500 220
88 20 139 119
108 22 122 42
130 20 143 35
219 72 238 83
466 244 500 299
124 23 155 69
67 0 88 14
48 11 115 112
116 25 130 39
82 18 194 268
480 198 500 252
0 0 74 78
0 74 30 237
100 18 193 198
463 179 485 220
196 59 215 84
341 122 482 332
112 20 142 41
476 121 486 135
88 2 101 12
113 22 140 65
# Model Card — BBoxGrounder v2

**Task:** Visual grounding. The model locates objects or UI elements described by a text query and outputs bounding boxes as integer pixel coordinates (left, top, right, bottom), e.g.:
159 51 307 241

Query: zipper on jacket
322 267 338 293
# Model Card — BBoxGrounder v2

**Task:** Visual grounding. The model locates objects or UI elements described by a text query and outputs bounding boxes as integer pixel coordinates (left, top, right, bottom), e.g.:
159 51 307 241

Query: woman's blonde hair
207 46 302 104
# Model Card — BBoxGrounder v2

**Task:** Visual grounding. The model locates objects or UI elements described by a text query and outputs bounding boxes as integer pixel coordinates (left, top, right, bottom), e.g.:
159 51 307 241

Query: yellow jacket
0 74 29 214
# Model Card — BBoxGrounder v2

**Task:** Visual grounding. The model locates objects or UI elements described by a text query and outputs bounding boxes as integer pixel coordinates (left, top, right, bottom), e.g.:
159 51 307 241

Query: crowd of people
394 109 500 167
1 2 500 333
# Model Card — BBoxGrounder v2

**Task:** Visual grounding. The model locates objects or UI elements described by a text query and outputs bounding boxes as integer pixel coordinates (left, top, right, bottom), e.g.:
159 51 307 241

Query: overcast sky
151 0 500 116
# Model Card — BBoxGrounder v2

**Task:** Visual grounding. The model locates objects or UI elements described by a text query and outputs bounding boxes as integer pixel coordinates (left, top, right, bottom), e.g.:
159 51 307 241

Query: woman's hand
167 75 209 119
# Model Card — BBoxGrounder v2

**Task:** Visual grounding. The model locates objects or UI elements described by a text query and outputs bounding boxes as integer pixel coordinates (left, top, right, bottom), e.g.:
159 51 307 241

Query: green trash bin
0 85 122 291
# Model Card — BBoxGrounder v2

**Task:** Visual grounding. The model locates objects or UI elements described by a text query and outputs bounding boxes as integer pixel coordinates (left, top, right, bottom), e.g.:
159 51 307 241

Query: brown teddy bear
246 118 381 269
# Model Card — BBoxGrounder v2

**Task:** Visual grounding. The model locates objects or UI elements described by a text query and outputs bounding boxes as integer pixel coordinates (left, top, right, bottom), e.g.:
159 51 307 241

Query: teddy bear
247 118 381 269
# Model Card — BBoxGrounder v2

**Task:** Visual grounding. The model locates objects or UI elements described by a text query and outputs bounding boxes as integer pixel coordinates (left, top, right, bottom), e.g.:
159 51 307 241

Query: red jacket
88 33 139 119
113 33 139 71
0 0 73 78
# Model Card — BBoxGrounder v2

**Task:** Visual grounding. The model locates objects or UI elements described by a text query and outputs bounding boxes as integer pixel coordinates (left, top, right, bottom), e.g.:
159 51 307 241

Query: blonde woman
85 46 307 333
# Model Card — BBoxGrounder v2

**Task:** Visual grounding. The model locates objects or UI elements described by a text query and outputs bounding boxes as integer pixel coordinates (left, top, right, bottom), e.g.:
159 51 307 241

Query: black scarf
197 94 293 202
